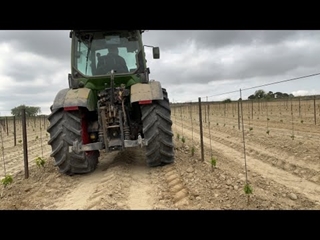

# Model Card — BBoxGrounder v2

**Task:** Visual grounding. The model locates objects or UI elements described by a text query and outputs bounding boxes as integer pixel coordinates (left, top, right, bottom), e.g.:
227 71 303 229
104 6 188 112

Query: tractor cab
70 30 159 79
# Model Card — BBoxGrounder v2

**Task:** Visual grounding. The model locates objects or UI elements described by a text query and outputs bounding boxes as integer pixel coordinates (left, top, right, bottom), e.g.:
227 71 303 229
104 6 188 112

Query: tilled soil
1 109 320 210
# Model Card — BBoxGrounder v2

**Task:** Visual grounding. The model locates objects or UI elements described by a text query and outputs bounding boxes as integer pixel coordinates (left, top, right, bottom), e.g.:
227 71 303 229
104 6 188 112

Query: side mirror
153 47 160 59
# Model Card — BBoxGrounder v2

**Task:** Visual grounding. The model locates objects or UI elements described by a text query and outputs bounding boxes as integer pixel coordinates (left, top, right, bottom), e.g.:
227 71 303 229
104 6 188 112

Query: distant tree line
222 98 232 103
11 105 41 117
247 89 294 100
221 89 294 102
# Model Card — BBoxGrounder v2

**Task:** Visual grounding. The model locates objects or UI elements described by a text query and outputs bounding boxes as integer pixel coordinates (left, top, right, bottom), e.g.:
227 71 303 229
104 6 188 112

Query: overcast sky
0 30 320 116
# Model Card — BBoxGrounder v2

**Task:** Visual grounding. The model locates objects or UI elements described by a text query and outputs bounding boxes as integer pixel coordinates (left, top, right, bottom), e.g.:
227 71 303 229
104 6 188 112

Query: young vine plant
210 157 217 171
244 183 253 205
1 175 13 188
35 156 46 169
191 146 195 156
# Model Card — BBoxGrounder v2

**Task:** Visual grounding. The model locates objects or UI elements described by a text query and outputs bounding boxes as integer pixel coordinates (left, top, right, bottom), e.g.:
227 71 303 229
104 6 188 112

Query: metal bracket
124 135 147 148
69 135 147 154
71 139 103 153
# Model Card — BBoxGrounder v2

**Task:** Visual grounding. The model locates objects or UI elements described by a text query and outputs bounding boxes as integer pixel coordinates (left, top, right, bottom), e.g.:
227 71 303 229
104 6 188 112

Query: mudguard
51 88 96 111
130 80 164 103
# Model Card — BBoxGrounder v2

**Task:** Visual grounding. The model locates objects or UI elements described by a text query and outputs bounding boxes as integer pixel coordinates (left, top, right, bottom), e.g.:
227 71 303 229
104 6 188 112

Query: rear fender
51 88 96 111
130 80 163 104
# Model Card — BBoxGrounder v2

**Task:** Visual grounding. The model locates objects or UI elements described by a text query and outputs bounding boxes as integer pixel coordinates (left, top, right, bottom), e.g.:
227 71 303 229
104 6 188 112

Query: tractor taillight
139 100 152 105
64 106 79 111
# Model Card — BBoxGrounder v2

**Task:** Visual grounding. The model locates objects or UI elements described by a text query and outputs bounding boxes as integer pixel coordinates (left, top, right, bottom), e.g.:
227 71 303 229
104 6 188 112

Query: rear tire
47 108 99 175
140 88 174 167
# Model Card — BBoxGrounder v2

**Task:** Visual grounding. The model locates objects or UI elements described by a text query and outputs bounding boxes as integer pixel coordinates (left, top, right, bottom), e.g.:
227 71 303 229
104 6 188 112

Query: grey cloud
2 54 68 83
4 63 66 83
230 42 320 80
0 83 66 113
143 30 311 51
0 30 70 60
147 30 320 86
0 29 319 115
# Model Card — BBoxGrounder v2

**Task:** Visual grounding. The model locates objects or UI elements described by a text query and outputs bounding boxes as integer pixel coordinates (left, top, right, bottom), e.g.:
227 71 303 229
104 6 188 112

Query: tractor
47 30 174 175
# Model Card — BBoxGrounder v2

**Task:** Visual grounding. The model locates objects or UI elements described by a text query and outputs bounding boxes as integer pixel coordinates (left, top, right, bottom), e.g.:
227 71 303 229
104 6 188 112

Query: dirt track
1 105 320 210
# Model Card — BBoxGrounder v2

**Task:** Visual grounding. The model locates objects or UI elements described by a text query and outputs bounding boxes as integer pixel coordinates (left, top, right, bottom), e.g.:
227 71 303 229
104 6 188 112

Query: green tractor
47 30 175 175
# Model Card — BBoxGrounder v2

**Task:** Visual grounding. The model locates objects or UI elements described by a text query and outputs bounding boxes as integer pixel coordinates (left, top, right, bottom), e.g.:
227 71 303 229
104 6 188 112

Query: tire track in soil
161 164 190 208
172 122 320 205
0 141 190 210
52 148 162 210
124 148 154 210
53 151 127 210
101 148 191 210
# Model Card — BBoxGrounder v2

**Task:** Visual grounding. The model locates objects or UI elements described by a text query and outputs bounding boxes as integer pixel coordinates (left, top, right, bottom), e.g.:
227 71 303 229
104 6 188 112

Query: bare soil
1 100 320 210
